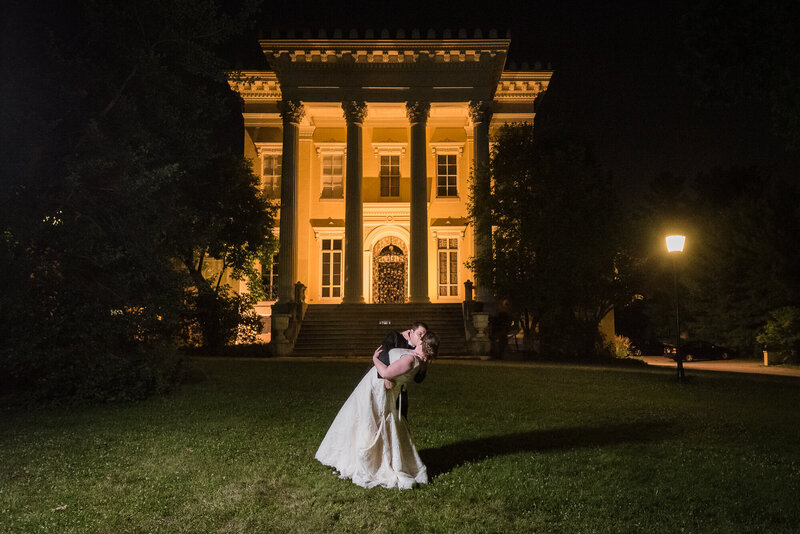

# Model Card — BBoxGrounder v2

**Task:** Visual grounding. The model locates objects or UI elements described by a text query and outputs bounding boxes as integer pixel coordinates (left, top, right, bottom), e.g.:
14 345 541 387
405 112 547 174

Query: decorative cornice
310 218 346 240
278 100 305 123
495 72 552 101
260 39 511 66
315 142 347 156
405 101 431 124
255 142 282 157
228 71 281 100
264 29 510 40
468 100 493 124
342 101 368 123
372 142 407 157
429 142 464 156
431 217 469 238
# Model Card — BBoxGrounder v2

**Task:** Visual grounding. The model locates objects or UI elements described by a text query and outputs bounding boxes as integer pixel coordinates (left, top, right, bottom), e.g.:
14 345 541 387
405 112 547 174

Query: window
321 238 343 299
437 154 458 197
321 155 343 199
261 253 279 301
380 155 400 197
261 154 282 199
438 238 459 297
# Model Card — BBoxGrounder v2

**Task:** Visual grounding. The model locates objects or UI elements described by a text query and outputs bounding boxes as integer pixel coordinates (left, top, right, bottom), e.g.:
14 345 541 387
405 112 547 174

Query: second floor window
321 155 344 199
262 154 282 199
380 155 400 197
436 154 458 197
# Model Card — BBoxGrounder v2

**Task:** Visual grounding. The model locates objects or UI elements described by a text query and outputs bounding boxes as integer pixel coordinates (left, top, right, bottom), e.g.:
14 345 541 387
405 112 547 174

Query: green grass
2 358 800 533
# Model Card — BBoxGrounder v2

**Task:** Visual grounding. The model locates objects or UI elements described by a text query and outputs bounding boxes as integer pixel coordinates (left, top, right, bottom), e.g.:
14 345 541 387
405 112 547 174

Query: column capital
278 100 305 123
342 101 368 124
468 100 494 124
405 101 431 124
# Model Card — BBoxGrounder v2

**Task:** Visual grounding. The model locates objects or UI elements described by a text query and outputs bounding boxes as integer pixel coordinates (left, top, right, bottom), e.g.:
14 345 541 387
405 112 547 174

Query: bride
315 332 440 489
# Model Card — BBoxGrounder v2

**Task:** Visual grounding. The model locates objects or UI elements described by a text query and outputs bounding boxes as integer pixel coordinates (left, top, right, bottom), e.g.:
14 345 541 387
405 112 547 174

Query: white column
406 101 431 303
342 101 367 303
469 100 494 304
276 100 304 305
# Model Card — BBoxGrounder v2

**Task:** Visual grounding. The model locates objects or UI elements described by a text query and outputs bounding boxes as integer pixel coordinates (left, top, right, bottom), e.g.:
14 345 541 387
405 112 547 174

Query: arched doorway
372 237 407 303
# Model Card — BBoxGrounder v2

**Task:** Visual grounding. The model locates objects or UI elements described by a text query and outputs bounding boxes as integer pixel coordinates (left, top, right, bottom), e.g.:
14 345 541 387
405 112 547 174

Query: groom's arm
373 331 397 378
414 365 427 383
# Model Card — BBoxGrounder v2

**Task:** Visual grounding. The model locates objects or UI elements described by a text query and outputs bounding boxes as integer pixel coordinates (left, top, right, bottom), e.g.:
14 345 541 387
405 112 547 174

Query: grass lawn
2 358 800 533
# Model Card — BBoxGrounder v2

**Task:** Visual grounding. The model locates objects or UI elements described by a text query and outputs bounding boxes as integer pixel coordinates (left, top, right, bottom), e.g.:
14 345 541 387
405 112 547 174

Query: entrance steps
291 303 470 357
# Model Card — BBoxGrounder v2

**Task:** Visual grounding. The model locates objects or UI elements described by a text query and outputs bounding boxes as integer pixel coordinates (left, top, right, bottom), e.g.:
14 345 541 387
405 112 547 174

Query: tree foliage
471 124 636 358
619 167 800 358
681 0 800 148
757 307 800 355
1 0 272 399
681 168 800 354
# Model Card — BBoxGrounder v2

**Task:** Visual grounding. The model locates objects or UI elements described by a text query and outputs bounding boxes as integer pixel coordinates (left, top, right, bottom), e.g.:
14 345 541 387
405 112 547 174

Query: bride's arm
372 352 414 380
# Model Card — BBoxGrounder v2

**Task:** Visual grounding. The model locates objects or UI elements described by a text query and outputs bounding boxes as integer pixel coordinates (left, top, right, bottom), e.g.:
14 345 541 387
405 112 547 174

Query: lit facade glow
228 34 552 308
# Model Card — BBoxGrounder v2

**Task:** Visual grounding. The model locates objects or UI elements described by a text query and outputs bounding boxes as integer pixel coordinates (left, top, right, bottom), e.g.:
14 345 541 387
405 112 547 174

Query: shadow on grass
420 420 676 478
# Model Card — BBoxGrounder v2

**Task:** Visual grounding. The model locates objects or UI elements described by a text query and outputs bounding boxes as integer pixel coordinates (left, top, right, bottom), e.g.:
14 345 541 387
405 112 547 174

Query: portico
229 32 551 312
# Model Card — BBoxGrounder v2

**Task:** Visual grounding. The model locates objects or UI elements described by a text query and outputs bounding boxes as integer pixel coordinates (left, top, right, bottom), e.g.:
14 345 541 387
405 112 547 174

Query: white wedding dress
315 348 428 489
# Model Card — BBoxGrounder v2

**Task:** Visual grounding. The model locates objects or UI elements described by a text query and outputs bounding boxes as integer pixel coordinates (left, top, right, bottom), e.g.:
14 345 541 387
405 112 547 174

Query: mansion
228 30 552 322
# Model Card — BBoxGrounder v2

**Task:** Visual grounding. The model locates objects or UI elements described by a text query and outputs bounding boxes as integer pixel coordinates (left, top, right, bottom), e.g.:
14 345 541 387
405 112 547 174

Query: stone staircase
292 303 470 357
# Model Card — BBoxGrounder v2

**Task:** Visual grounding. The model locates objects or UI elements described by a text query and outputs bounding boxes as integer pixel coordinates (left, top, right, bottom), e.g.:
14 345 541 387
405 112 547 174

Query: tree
0 0 273 399
757 306 800 363
615 172 696 348
681 168 800 355
622 167 800 357
682 0 800 148
471 124 635 358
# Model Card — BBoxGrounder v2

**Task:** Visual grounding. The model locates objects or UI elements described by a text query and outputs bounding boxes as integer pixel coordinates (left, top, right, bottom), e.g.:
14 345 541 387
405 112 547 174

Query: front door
374 243 406 303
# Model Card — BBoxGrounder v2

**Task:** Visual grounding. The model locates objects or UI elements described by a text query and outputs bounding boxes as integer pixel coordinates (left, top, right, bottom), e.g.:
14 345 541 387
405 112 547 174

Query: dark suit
376 330 426 419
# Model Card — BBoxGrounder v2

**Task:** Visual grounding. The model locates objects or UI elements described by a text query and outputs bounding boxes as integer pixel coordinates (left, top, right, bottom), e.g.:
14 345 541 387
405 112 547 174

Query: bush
757 307 800 364
181 288 262 349
1 341 183 404
537 311 610 360
757 307 800 363
611 335 641 359
0 274 185 403
757 307 800 350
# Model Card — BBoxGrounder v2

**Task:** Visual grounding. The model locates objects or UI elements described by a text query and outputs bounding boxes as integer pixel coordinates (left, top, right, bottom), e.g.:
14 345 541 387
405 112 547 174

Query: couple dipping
315 322 440 489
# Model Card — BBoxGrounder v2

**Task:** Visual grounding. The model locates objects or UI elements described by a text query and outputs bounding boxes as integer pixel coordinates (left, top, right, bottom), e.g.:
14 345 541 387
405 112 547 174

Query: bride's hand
384 379 393 390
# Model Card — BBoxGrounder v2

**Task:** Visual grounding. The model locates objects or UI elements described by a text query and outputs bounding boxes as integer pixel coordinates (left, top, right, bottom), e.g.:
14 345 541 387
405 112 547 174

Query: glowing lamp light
666 235 686 253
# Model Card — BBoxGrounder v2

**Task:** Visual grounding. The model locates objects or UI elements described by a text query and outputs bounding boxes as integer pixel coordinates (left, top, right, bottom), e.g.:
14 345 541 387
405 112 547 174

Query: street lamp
666 235 686 380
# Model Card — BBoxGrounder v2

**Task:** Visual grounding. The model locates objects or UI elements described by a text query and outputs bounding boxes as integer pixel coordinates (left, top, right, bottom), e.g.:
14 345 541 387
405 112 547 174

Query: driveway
641 355 800 378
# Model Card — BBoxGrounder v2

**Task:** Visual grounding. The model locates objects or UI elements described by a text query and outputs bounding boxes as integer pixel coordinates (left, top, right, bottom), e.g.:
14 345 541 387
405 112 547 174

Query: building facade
229 31 552 313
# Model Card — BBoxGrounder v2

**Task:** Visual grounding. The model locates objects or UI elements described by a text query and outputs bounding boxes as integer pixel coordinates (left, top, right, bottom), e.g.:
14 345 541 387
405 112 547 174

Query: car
632 340 669 356
664 341 736 361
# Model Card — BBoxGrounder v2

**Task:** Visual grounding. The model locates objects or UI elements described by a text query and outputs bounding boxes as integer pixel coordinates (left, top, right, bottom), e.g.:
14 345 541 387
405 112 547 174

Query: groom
373 321 428 419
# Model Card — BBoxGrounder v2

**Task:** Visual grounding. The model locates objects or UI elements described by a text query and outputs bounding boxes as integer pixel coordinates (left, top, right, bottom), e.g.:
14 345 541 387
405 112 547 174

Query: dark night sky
229 0 799 196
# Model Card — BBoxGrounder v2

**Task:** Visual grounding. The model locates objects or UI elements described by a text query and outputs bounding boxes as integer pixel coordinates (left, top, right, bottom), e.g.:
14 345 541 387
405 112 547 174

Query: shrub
0 274 185 403
757 307 800 364
1 337 183 404
181 288 262 349
611 335 641 359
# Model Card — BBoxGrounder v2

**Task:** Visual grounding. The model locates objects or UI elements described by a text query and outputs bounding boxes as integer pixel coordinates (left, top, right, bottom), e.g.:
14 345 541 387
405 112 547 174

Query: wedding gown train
315 348 428 489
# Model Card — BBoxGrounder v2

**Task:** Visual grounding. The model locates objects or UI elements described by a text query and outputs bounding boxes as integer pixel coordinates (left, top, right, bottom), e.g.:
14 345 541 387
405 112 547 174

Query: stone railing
270 281 308 356
462 280 490 357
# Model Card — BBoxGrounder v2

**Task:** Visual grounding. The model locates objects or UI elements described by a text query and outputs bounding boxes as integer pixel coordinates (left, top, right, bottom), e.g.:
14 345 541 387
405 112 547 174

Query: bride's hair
420 332 440 360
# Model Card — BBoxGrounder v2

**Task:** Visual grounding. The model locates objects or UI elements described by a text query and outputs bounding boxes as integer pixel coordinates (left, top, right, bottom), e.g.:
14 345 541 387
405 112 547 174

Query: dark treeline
1 0 274 401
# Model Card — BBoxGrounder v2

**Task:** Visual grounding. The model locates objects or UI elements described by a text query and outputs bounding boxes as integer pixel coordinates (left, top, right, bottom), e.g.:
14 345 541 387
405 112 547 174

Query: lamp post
666 235 686 380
